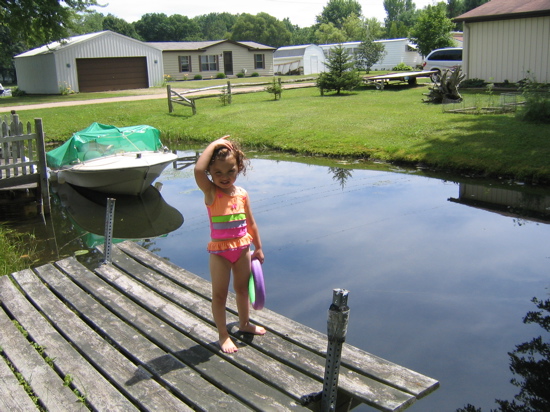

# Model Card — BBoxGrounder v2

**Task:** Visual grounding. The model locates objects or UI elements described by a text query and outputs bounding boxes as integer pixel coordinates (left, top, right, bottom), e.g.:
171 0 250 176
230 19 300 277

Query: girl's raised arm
194 136 231 201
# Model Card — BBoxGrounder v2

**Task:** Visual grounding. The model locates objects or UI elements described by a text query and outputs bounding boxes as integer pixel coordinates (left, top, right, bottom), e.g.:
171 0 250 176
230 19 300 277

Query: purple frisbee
248 258 265 310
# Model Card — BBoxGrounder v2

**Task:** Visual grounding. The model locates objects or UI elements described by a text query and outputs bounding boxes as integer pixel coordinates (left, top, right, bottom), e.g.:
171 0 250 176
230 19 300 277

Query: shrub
236 73 245 78
516 77 550 123
460 78 486 88
193 74 203 80
216 73 226 79
265 78 283 100
12 87 26 97
392 62 413 71
251 72 260 77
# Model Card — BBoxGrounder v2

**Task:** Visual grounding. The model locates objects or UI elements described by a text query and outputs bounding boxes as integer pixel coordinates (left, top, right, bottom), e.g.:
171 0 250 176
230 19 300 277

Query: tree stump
423 67 465 103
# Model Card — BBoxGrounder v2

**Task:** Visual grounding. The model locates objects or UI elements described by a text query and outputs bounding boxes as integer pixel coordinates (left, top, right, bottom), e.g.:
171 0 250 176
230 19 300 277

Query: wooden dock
0 241 439 411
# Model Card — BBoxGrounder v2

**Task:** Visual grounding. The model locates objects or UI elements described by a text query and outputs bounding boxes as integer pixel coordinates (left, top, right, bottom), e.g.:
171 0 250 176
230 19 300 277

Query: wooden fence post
227 81 232 105
167 85 173 113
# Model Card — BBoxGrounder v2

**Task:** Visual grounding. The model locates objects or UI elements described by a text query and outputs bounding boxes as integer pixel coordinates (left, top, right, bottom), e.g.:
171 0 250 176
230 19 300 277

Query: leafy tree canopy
0 0 99 45
316 0 362 29
383 0 419 38
230 12 291 48
133 12 201 41
409 2 454 57
356 40 387 73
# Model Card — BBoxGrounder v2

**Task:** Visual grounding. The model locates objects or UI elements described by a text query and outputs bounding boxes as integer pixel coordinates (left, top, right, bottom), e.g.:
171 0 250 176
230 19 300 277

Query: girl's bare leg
209 254 238 353
233 250 266 335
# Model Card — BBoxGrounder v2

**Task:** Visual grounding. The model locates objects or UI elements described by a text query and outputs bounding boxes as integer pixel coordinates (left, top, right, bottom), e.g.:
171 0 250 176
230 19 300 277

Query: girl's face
209 154 238 190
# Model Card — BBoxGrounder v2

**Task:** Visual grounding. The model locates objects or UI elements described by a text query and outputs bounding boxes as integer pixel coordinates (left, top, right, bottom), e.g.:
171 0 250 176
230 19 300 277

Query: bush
460 78 486 88
251 72 260 77
193 74 203 80
216 73 226 79
265 78 283 100
236 73 245 78
517 77 550 123
11 87 26 97
392 62 413 71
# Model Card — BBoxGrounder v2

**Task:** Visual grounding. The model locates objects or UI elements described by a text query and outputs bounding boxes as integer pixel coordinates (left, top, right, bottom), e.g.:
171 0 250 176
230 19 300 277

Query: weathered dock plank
0 241 439 411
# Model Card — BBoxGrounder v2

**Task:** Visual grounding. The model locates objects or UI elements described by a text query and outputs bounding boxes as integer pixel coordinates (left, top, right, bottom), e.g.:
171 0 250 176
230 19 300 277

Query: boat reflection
52 182 184 247
449 182 550 224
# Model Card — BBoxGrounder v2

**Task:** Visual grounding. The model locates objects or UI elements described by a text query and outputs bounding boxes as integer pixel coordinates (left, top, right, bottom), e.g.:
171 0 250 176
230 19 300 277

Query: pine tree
316 45 363 95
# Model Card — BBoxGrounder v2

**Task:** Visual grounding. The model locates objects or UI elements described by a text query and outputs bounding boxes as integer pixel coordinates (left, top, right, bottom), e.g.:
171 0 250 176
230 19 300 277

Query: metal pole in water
321 289 350 412
103 198 116 264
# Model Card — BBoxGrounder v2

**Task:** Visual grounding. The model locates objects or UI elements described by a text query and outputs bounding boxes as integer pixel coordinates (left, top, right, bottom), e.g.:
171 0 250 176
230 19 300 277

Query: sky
91 0 438 28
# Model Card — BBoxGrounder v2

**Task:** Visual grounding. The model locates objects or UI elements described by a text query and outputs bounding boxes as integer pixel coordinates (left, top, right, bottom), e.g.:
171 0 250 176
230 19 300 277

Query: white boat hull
52 151 178 196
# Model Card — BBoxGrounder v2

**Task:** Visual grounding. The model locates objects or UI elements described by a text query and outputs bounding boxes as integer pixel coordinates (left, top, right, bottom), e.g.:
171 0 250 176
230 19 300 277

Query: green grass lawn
4 80 549 183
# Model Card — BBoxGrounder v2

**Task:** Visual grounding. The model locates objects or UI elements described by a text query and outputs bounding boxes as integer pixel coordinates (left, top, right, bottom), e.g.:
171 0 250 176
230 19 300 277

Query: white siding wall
320 39 422 71
163 43 274 80
302 46 326 74
15 54 59 94
15 31 164 94
465 16 550 83
371 39 422 70
54 32 164 92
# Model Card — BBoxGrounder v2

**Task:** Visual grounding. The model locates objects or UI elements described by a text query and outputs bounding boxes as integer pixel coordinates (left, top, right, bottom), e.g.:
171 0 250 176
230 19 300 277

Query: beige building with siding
454 0 550 83
147 40 275 80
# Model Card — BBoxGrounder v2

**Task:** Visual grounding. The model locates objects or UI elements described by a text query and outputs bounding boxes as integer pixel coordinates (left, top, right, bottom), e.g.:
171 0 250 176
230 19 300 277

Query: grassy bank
5 81 550 183
0 227 37 276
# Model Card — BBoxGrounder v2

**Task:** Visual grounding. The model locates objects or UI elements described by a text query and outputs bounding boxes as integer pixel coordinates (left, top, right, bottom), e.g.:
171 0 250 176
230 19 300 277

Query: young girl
194 136 266 353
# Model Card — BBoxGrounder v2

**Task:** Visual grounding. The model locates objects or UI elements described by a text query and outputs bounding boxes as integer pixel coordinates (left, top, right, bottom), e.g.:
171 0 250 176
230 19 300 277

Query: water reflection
449 182 550 224
51 182 183 248
6 153 550 411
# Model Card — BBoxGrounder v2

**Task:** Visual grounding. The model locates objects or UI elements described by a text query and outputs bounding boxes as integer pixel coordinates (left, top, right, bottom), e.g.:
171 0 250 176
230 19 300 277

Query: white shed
14 31 164 94
319 38 423 70
454 0 550 83
273 44 326 75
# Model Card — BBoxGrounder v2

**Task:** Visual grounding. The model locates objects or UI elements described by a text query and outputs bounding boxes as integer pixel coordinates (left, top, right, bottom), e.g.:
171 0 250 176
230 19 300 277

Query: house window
179 56 192 72
254 54 265 69
200 55 218 71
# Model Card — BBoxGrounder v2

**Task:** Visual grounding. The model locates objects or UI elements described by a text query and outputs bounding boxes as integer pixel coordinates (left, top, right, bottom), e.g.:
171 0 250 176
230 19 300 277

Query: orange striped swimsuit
206 187 253 263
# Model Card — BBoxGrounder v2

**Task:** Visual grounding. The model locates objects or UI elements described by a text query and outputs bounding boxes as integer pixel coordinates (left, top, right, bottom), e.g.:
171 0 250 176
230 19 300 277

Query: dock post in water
321 288 350 412
103 198 116 264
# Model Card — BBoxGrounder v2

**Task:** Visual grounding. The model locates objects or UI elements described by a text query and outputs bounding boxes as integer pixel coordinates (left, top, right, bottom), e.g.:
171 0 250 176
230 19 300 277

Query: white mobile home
320 38 423 70
14 31 164 94
273 44 326 75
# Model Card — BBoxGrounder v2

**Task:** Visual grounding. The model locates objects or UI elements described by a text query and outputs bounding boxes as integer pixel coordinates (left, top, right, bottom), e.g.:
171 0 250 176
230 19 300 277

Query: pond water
18 151 550 411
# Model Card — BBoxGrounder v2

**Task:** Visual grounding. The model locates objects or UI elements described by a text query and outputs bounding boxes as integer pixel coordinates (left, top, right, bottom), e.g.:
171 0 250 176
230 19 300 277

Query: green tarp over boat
46 123 163 169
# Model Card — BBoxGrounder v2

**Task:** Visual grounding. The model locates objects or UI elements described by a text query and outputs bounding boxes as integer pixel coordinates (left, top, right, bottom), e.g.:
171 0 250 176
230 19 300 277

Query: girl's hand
251 248 264 264
211 135 232 150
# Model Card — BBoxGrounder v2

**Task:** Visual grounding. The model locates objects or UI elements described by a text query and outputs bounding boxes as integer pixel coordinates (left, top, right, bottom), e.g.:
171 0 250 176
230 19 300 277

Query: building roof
147 39 275 52
15 31 159 58
274 44 321 58
454 0 550 22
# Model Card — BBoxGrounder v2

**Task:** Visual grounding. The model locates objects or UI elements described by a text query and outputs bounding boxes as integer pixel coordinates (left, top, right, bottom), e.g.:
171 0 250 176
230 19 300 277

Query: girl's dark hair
209 141 249 175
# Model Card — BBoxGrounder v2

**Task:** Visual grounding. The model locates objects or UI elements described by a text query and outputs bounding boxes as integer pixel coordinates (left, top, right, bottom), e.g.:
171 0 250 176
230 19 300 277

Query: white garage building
273 44 326 75
14 31 164 94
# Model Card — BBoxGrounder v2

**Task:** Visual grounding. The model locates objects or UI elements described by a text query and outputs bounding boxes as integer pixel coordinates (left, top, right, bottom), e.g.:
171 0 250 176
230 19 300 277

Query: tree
72 11 105 35
355 39 387 73
409 3 454 57
316 0 362 29
363 17 386 40
134 13 173 41
317 44 362 95
0 0 99 45
315 22 347 44
230 13 291 48
103 14 141 40
383 0 418 38
193 12 238 40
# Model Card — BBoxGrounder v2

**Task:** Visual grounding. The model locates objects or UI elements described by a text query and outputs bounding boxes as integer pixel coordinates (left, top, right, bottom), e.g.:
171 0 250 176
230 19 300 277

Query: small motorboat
47 123 177 196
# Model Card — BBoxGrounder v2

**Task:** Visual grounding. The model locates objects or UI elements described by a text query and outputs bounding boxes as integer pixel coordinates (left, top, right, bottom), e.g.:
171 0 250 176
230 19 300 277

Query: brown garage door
76 57 148 92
